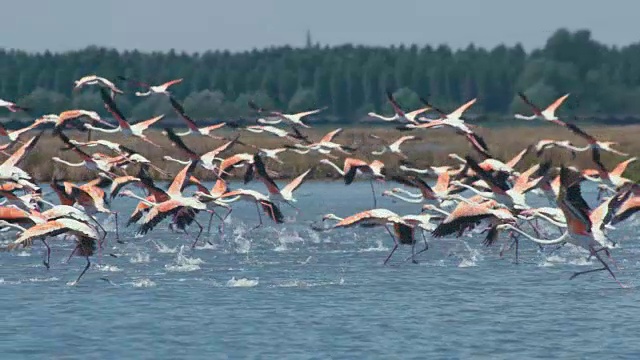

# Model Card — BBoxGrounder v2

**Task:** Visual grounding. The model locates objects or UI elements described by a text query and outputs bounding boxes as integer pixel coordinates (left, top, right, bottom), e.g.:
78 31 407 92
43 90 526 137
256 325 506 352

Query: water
1 182 640 358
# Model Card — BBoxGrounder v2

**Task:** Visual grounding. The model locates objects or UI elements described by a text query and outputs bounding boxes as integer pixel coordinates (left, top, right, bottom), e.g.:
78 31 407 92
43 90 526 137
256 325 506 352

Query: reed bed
17 124 640 182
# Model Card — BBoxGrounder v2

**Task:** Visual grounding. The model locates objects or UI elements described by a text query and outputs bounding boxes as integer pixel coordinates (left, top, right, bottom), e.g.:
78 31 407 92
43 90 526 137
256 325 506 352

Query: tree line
1 28 640 124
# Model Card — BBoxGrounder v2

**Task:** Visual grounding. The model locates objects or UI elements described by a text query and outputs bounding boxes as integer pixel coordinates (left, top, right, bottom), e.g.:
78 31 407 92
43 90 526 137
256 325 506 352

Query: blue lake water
1 181 640 359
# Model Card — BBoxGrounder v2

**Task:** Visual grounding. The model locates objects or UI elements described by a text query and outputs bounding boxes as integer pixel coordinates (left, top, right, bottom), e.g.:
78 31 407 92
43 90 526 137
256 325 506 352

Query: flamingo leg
74 256 91 284
206 211 215 235
218 207 232 240
502 231 520 263
66 245 78 264
252 201 263 230
412 230 430 259
571 247 622 286
383 225 398 265
369 179 377 208
410 235 417 264
205 209 223 244
265 203 278 223
546 243 566 256
90 214 109 247
42 239 51 270
113 212 120 244
404 229 428 263
190 217 204 249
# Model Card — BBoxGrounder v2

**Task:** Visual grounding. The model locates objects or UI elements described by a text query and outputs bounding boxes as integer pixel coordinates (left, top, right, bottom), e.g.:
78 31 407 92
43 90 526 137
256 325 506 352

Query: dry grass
14 124 640 182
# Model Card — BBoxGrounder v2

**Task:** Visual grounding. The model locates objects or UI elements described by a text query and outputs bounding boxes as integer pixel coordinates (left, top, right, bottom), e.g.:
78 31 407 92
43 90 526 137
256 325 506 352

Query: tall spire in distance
305 29 312 48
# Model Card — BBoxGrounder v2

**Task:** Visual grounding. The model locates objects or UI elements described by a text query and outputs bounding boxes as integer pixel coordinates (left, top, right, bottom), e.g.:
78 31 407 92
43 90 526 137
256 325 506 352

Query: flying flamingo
367 91 430 124
286 128 356 157
514 93 570 126
121 162 209 247
0 133 42 190
117 76 183 96
168 96 227 138
91 88 164 147
388 171 459 206
162 128 243 174
4 218 100 285
533 139 579 158
0 122 42 145
249 100 326 128
562 122 628 169
320 157 386 207
495 167 624 285
582 157 637 197
73 75 124 97
320 209 418 264
244 125 311 144
53 132 117 177
400 98 492 158
370 134 420 159
250 154 314 210
211 189 284 229
0 98 28 112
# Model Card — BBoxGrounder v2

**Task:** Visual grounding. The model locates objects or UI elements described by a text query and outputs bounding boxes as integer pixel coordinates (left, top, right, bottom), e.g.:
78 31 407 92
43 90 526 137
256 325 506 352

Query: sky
2 0 638 53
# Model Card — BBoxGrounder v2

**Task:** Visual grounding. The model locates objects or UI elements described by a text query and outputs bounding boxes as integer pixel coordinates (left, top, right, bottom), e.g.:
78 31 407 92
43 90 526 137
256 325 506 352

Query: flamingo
92 88 164 147
562 122 628 168
244 125 310 144
249 100 326 128
0 122 41 144
320 209 418 264
4 218 100 284
582 157 637 198
53 132 117 177
533 139 579 157
251 154 314 209
370 134 420 159
118 76 183 96
610 190 640 225
211 189 284 229
0 133 42 190
286 127 356 157
73 75 124 97
121 162 209 247
0 98 28 112
431 200 516 250
400 98 492 158
168 96 227 138
320 157 386 207
495 167 624 285
514 93 570 126
390 171 459 206
162 128 242 173
367 91 430 124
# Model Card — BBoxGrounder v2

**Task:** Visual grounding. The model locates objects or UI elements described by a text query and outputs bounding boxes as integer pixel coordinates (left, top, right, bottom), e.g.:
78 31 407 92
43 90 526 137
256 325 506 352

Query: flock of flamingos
0 75 638 286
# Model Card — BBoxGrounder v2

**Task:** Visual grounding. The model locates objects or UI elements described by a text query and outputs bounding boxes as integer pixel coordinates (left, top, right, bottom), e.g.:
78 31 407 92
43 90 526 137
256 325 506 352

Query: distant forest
2 28 640 124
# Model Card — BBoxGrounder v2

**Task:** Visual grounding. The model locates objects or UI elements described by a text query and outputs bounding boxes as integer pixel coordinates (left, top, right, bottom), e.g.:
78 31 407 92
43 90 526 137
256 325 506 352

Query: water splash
131 278 156 288
165 246 203 272
226 277 259 287
153 240 177 254
96 264 122 272
360 239 388 252
129 252 150 264
458 241 482 268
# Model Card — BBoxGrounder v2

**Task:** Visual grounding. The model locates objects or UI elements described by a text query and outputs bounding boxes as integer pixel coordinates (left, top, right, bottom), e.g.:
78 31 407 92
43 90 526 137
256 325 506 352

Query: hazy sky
2 0 638 53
